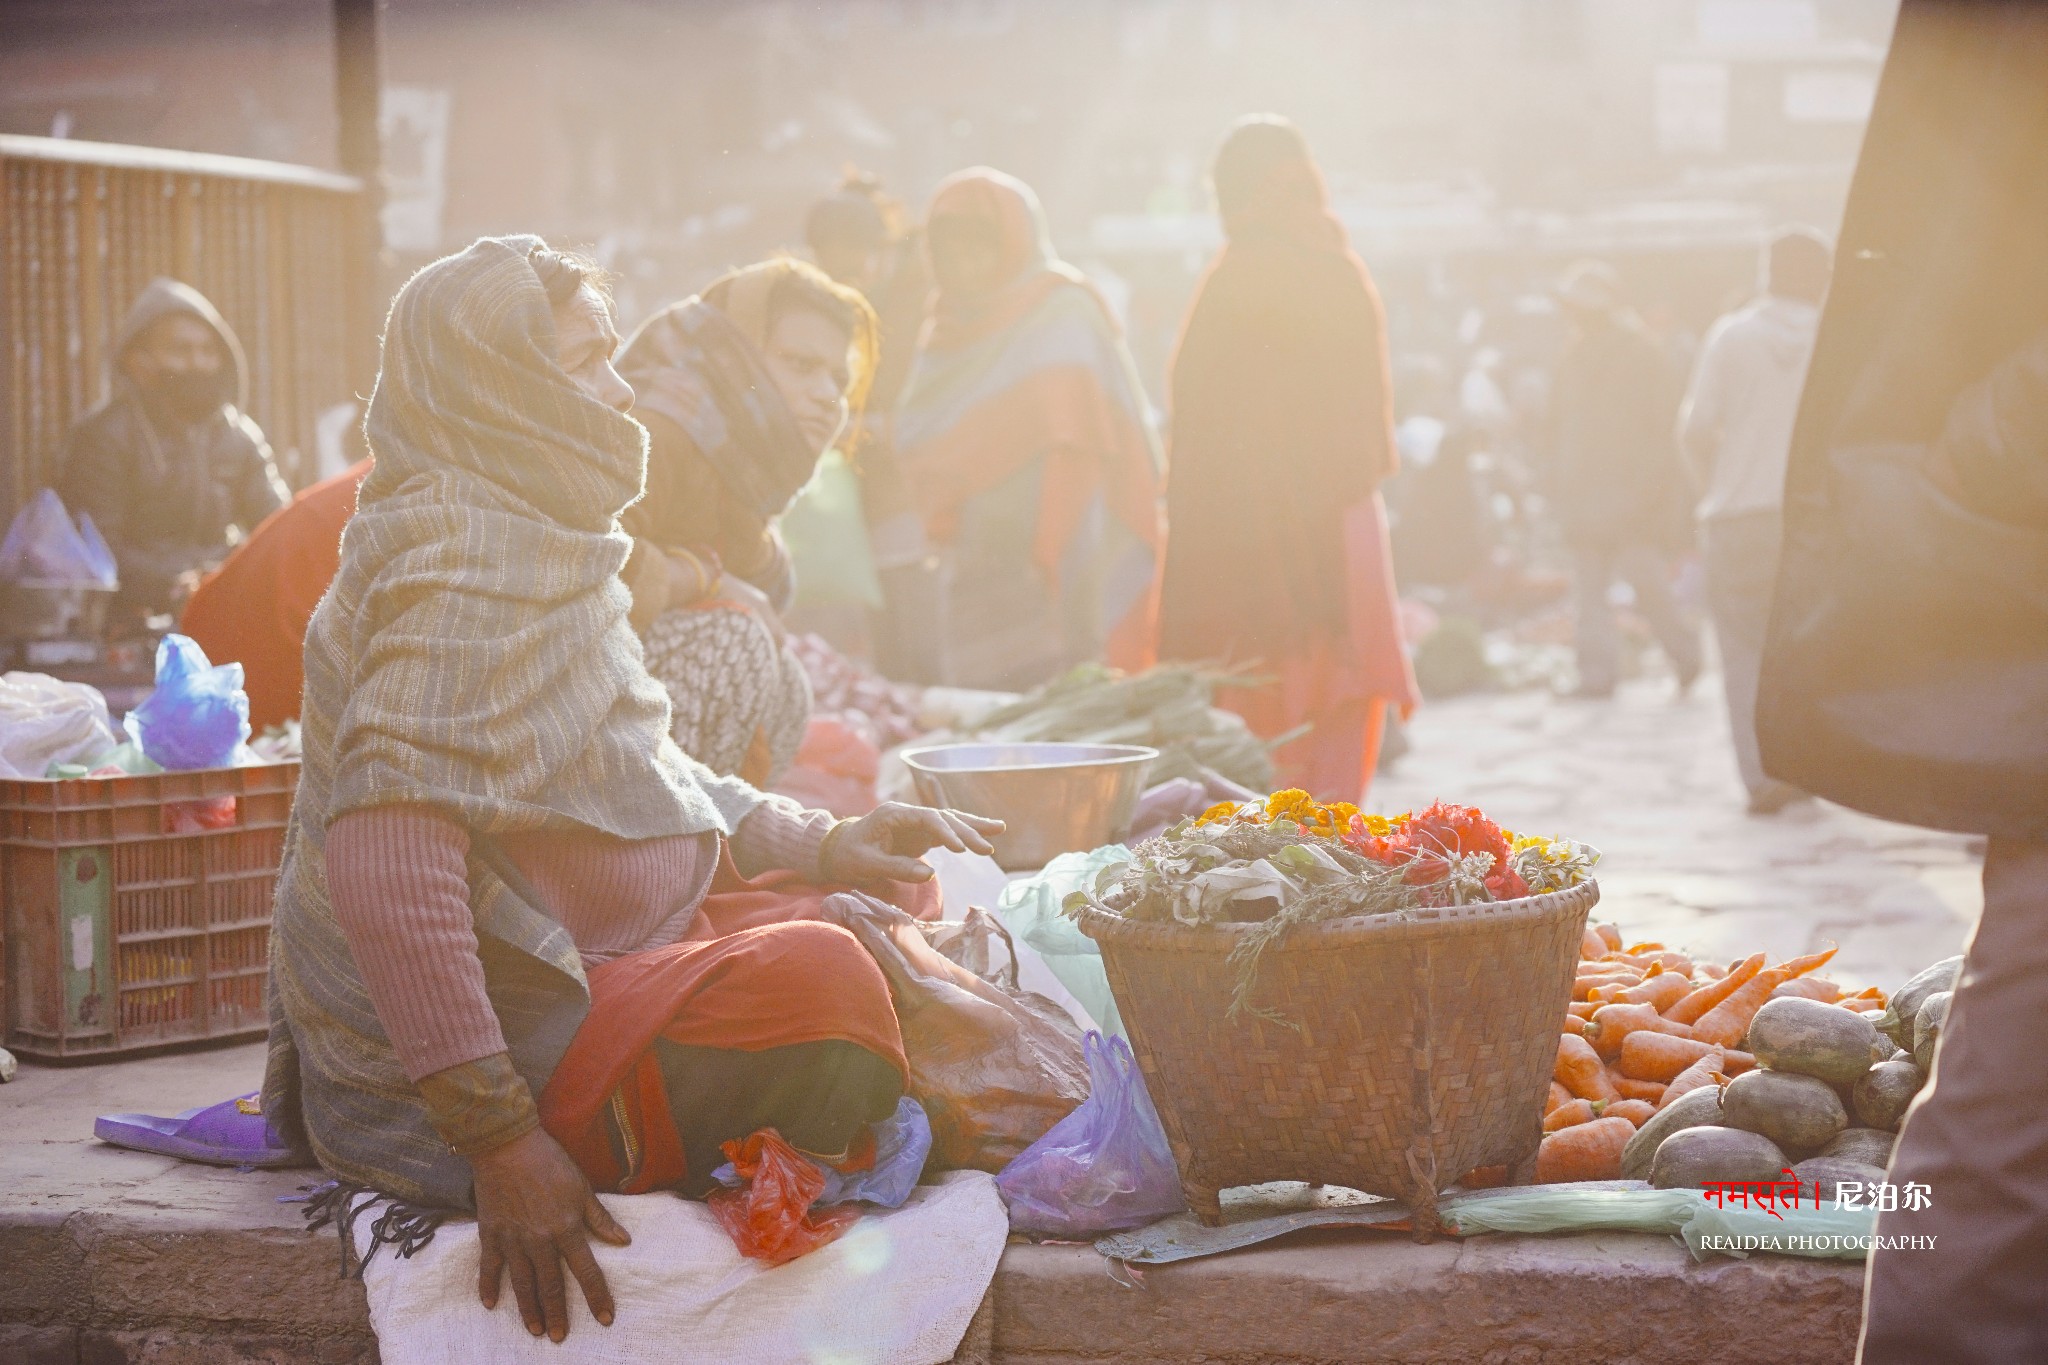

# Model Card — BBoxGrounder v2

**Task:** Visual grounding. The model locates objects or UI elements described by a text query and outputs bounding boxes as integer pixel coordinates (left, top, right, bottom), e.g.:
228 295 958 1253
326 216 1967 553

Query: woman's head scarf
619 258 873 524
302 234 720 841
922 168 1093 352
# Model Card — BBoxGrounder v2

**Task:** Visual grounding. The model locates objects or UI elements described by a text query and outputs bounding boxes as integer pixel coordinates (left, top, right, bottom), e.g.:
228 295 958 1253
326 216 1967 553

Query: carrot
1580 927 1609 960
1544 1098 1600 1131
1575 971 1642 999
1594 923 1622 950
1772 976 1843 1004
1561 1014 1589 1038
1779 945 1838 979
1602 970 1693 1013
1697 962 1727 980
1567 1000 1599 1020
1691 966 1794 1048
1613 1077 1668 1104
1603 1099 1658 1127
1545 1081 1572 1115
1658 1050 1727 1108
1556 1033 1623 1102
1461 1165 1510 1189
1666 952 1766 1025
1536 1116 1635 1182
1617 1031 1757 1083
1587 1001 1694 1062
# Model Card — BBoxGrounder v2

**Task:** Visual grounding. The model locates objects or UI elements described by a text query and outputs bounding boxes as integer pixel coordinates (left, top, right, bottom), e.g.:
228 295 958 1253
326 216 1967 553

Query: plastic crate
1 761 298 1060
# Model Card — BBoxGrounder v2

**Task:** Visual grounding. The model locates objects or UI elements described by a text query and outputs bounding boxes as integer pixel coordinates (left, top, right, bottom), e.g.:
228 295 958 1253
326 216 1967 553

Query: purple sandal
94 1092 302 1168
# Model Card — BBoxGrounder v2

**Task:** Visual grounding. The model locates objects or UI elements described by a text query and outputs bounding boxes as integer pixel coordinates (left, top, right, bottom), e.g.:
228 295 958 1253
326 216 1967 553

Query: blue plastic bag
0 489 118 588
710 1096 933 1211
995 1031 1186 1237
124 634 251 771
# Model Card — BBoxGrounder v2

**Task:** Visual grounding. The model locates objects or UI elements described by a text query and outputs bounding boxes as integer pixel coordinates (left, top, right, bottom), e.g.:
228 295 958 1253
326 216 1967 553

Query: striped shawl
263 236 769 1207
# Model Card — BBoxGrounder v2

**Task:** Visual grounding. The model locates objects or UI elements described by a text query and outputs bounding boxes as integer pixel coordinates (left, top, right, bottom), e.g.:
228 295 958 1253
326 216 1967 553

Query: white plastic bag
0 672 118 779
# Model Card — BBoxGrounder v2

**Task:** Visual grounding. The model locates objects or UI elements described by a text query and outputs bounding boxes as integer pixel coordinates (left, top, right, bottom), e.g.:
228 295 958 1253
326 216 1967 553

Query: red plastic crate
1 761 298 1060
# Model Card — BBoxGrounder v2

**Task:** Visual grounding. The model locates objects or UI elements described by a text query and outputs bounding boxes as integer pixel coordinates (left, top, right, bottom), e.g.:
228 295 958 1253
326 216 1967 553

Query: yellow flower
1196 801 1247 827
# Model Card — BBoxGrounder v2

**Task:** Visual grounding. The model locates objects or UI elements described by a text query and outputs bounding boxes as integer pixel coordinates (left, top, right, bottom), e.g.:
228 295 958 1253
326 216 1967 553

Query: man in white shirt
1678 229 1832 813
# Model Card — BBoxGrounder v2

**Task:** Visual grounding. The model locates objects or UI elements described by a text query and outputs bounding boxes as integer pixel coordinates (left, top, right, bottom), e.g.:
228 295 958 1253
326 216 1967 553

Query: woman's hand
471 1127 631 1342
822 802 1005 884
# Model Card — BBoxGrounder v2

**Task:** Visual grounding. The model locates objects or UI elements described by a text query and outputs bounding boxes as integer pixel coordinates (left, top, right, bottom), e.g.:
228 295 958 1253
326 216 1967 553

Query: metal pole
333 0 385 400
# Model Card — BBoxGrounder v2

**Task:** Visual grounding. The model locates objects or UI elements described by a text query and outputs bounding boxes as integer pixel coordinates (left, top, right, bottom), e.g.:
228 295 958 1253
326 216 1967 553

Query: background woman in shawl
1156 116 1420 803
263 236 998 1343
894 168 1164 689
615 258 878 783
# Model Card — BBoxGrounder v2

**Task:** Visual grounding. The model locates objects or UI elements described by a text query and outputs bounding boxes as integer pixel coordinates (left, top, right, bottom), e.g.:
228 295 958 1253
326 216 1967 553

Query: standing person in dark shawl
615 258 878 783
1156 116 1419 804
895 168 1164 689
263 236 998 1344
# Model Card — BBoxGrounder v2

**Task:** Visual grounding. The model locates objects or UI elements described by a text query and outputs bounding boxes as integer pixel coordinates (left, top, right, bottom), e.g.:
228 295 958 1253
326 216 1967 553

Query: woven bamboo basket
1072 879 1597 1236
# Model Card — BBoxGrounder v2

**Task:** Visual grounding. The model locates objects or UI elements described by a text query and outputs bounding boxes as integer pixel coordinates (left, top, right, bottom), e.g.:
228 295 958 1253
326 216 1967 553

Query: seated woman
894 168 1163 689
263 236 998 1343
615 259 877 783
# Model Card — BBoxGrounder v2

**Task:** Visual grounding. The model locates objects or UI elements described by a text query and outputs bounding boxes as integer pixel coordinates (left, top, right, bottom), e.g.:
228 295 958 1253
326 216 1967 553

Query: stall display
1067 791 1599 1233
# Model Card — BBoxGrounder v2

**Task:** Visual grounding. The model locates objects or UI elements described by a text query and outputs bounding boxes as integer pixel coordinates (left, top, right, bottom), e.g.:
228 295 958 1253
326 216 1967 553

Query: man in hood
57 277 289 628
1678 229 1833 814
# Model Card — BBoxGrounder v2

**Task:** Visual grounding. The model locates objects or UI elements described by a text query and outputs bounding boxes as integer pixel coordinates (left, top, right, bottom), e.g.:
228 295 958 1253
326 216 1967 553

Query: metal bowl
900 741 1158 871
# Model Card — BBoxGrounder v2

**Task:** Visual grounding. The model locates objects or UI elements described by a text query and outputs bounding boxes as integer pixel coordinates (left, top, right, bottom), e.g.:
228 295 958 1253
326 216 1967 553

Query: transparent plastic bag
0 489 117 587
995 1031 1186 1237
705 1128 861 1266
994 847 1131 1038
124 634 251 771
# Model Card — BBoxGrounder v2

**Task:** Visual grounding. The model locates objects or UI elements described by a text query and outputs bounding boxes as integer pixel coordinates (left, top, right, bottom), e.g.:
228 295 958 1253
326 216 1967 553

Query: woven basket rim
1071 877 1600 952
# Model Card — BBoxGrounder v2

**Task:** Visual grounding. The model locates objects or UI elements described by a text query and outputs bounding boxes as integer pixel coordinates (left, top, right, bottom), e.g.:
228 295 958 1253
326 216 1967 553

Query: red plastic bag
705 1129 861 1266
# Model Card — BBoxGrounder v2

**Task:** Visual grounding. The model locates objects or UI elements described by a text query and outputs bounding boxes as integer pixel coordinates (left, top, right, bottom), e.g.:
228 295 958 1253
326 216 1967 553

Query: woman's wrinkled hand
471 1127 631 1342
822 802 1005 884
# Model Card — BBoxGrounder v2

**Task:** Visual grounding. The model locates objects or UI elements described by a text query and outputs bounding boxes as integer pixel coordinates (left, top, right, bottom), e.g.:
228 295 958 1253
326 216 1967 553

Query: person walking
1678 229 1832 813
1155 115 1418 802
1752 3 2048 1357
1546 261 1702 699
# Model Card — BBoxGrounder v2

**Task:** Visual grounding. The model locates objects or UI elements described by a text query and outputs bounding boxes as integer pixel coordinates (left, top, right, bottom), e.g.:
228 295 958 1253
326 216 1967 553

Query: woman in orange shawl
894 168 1163 689
1157 117 1418 803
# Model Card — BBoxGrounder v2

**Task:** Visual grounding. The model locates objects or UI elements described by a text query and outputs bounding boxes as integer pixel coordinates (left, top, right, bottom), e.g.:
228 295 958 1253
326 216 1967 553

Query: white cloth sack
0 672 117 779
356 1171 1007 1365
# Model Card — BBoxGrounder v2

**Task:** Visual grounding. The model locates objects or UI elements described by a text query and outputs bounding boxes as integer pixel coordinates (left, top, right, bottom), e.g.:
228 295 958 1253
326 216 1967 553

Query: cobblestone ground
1372 674 1981 995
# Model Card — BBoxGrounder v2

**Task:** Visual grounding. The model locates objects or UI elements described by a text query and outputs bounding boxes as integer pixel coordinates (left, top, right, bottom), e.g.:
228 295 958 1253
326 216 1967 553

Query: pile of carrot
1533 922 1887 1183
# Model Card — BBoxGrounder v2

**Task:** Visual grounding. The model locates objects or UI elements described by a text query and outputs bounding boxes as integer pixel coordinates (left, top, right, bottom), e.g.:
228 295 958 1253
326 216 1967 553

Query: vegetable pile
1067 791 1597 1021
963 664 1277 792
1540 930 1960 1191
790 633 925 748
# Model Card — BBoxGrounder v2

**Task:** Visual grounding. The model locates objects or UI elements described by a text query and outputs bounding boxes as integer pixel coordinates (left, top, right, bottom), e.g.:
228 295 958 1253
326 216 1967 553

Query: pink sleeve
324 806 508 1082
729 797 837 881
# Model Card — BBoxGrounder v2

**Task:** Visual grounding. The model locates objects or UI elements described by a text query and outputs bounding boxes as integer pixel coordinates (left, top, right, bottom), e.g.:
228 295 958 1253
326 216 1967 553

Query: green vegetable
1822 1127 1895 1168
1620 1086 1723 1182
968 663 1276 791
1913 990 1952 1071
1650 1126 1790 1189
1745 997 1889 1085
1851 1059 1924 1132
1720 1070 1848 1155
1879 956 1961 1050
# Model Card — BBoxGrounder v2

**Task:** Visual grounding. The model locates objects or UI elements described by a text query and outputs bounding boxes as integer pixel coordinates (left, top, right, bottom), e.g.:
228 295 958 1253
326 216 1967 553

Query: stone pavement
1374 675 1982 995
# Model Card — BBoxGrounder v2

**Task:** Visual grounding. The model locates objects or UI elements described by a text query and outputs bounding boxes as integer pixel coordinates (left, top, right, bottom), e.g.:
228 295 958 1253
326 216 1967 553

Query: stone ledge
1 1045 1866 1365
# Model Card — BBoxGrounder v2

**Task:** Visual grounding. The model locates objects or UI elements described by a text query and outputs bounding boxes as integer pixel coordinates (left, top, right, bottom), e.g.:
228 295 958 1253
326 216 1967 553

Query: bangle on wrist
818 819 853 882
